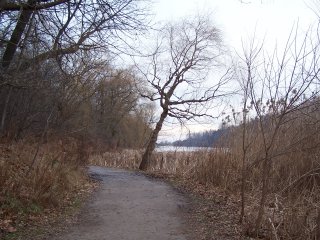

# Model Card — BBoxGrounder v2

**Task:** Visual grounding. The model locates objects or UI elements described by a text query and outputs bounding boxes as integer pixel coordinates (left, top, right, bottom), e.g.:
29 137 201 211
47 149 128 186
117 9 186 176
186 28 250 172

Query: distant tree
93 69 153 148
172 129 225 147
136 15 231 170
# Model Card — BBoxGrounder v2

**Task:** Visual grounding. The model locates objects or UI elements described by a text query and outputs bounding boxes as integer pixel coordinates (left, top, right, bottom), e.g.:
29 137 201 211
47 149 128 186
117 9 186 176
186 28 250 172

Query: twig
268 217 280 240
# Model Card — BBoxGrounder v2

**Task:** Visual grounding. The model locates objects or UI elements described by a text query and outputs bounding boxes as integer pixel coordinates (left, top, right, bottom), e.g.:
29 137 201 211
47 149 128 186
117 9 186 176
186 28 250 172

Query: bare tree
136 15 231 170
0 0 150 137
238 26 320 235
0 0 149 73
230 36 265 224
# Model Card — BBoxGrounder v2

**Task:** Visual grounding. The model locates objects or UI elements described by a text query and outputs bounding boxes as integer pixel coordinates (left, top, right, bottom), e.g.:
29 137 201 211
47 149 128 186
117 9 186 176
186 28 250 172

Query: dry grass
189 149 320 239
88 101 320 239
90 149 214 174
0 137 91 237
91 143 320 239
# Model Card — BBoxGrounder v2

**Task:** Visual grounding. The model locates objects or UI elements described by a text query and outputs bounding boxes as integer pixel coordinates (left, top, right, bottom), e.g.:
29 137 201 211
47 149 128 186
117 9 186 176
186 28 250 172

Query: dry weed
0 137 90 237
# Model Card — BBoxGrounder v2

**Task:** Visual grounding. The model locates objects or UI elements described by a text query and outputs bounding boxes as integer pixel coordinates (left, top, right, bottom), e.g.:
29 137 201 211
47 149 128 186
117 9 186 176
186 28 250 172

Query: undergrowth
0 136 92 239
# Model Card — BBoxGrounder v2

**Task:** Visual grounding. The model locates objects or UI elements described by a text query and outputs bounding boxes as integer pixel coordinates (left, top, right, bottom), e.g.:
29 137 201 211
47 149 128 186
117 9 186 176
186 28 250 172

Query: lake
155 146 211 152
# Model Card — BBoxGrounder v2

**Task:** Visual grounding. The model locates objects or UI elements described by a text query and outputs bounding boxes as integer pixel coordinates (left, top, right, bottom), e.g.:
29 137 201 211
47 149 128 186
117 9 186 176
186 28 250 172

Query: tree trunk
0 86 12 136
240 158 246 223
1 0 35 70
255 155 271 233
240 121 247 223
139 108 168 170
240 97 249 224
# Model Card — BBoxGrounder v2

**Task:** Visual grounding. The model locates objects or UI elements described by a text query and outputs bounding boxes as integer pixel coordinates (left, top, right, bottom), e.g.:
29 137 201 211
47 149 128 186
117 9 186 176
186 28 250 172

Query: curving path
51 166 192 240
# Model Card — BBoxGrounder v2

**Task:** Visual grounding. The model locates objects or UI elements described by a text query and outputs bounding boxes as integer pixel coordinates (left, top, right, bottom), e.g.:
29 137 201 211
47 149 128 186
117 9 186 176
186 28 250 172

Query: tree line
0 0 153 149
0 0 231 162
171 129 226 147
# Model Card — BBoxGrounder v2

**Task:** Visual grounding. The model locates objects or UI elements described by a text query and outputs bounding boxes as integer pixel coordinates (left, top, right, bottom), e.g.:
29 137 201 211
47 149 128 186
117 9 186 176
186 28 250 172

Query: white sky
148 0 319 141
152 0 318 50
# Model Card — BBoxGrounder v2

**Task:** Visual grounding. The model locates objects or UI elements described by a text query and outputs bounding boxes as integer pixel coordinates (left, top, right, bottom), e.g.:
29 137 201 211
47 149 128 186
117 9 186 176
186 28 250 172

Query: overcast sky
148 0 319 141
152 0 318 51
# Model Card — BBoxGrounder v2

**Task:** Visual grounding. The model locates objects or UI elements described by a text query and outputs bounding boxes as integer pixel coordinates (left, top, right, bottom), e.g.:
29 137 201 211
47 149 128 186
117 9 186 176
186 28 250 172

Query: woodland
1 0 320 239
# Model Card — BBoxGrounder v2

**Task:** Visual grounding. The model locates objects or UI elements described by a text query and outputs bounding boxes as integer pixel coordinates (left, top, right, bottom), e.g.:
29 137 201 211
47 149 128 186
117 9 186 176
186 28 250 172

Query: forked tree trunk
139 108 168 170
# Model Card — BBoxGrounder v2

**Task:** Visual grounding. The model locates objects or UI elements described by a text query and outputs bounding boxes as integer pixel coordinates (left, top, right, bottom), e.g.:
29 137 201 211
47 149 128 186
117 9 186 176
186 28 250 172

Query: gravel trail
51 166 192 240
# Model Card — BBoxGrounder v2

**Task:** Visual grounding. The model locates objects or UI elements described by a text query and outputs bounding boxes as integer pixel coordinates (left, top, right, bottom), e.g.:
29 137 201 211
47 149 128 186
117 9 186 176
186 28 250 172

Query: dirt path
51 166 192 240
